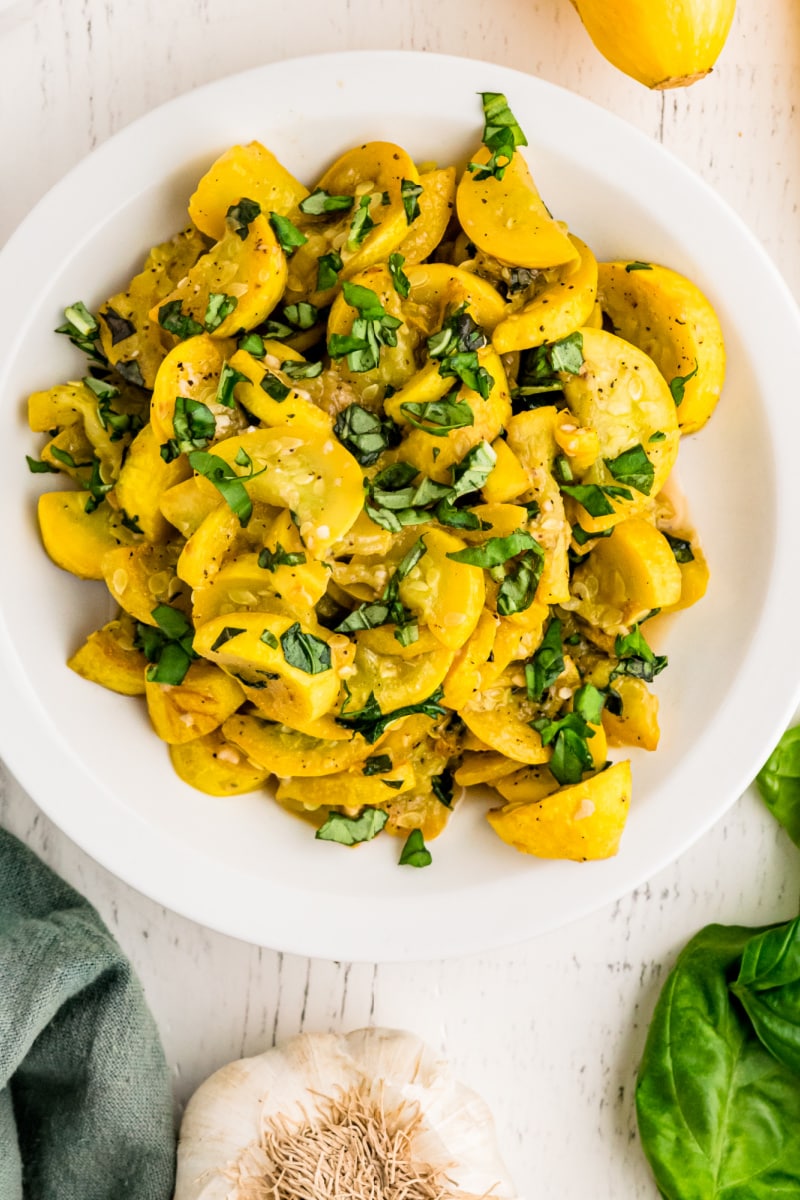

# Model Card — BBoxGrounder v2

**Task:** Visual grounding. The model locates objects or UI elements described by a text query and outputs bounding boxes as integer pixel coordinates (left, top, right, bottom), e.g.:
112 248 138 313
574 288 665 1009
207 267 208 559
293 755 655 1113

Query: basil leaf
427 305 488 360
664 531 695 563
83 375 120 402
446 530 539 568
573 683 606 725
238 333 266 357
269 212 307 254
451 440 497 498
401 178 423 223
636 921 800 1200
399 828 432 867
56 302 107 365
649 430 666 443
604 442 655 496
328 281 402 373
333 403 400 466
730 917 800 1075
611 624 668 683
432 769 454 808
625 261 652 272
99 306 135 345
347 195 376 249
317 250 343 291
388 251 410 299
507 267 538 294
210 626 246 652
299 188 354 216
335 602 392 635
135 603 197 685
525 618 563 700
434 502 482 530
158 300 204 340
315 807 388 846
261 370 291 401
336 686 446 743
533 712 594 785
497 546 545 616
172 395 216 452
226 197 261 239
263 317 295 340
400 395 475 436
260 629 279 650
756 726 800 847
467 91 528 182
438 350 493 399
215 361 248 407
258 544 307 571
81 457 114 513
282 301 319 330
120 511 143 534
281 359 323 381
514 333 584 406
188 449 261 526
204 293 237 332
26 456 60 474
363 754 392 776
560 483 615 517
279 622 331 675
670 361 699 406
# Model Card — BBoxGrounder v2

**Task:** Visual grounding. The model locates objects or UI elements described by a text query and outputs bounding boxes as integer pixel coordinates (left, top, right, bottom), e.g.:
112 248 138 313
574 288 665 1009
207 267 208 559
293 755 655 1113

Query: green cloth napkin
0 826 175 1199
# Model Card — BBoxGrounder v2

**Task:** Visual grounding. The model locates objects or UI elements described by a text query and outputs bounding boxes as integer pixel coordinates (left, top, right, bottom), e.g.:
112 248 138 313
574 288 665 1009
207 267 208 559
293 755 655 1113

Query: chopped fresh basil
604 442 655 496
238 332 266 357
114 359 146 389
669 361 698 406
48 447 83 470
440 351 493 399
648 430 666 443
299 188 354 216
434 502 483 530
204 292 238 332
269 212 308 254
432 769 454 808
611 624 668 683
210 626 246 652
399 828 432 867
83 375 119 402
467 92 528 182
401 178 423 223
333 403 400 466
427 305 487 360
335 601 393 635
561 482 633 517
226 197 261 239
451 441 497 498
625 261 653 272
280 622 332 674
447 530 539 568
664 531 695 563
554 455 574 484
335 685 446 743
387 251 410 299
400 395 475 437
336 538 424 641
157 300 204 340
29 450 64 474
533 711 595 786
364 444 494 532
136 603 197 686
56 302 107 365
99 306 135 345
382 779 404 791
327 280 402 373
215 361 248 408
259 629 279 650
363 754 393 776
281 359 323 381
263 317 295 339
507 267 538 294
119 511 143 534
513 332 584 405
316 807 388 846
260 370 291 401
317 250 343 291
347 194 376 249
258 543 307 571
282 301 319 330
572 523 612 547
188 448 265 526
160 395 216 461
525 618 563 700
573 683 606 725
496 546 545 615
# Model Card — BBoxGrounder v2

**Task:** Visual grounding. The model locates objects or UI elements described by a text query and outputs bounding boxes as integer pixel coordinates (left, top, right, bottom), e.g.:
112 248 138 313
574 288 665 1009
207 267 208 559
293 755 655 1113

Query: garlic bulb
173 1027 519 1199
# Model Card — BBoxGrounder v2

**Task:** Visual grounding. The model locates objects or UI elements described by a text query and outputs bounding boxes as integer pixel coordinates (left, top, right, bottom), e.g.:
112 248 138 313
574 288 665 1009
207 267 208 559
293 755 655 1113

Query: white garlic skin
173 1027 521 1200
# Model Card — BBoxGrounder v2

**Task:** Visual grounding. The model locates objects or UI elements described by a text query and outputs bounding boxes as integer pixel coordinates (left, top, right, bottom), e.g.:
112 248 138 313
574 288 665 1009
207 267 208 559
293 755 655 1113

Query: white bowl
1 51 799 962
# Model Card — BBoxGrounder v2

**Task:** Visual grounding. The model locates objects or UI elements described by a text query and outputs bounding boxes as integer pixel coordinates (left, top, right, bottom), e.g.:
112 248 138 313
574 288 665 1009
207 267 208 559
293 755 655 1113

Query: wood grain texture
1 1 799 1195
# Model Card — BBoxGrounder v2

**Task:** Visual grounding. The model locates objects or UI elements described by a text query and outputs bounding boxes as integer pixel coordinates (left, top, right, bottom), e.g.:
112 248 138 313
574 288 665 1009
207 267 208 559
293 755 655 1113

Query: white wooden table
1 1 799 1194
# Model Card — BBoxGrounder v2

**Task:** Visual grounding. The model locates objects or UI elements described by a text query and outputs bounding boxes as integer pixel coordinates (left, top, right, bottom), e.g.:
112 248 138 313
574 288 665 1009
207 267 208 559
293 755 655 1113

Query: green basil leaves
756 726 800 848
467 92 528 182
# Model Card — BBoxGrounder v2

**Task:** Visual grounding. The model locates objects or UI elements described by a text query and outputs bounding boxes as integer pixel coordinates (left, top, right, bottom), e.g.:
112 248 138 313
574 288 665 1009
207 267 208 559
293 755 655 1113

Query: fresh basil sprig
467 92 528 182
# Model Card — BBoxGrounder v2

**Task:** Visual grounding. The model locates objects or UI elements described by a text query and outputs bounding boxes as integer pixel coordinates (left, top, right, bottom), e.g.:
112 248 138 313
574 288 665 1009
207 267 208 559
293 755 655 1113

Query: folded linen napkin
0 826 175 1199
